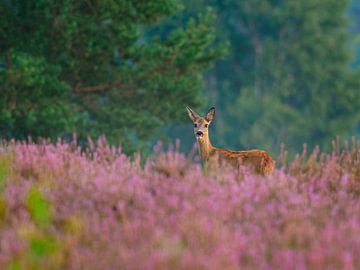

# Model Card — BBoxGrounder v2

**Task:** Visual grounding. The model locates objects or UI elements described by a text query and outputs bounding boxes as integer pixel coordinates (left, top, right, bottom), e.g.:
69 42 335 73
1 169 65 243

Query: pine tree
0 0 225 152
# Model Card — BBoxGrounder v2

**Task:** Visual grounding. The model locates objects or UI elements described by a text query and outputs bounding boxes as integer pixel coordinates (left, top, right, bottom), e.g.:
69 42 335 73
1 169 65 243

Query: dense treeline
0 0 225 153
172 0 360 155
210 0 360 154
1 0 360 154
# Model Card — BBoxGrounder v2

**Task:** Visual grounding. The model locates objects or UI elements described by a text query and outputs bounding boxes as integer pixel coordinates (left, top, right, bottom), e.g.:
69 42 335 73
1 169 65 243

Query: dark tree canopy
1 0 360 155
0 0 225 152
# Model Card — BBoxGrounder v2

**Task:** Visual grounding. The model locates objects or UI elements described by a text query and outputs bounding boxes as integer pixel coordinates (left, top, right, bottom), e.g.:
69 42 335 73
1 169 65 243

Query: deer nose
196 131 203 136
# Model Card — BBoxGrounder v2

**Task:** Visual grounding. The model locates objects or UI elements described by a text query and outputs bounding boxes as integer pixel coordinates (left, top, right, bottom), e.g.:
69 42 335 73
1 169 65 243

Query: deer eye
205 124 208 128
194 124 197 127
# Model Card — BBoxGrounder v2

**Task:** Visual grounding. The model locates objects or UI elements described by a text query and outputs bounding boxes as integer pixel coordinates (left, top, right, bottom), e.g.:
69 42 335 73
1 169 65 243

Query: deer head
186 106 215 141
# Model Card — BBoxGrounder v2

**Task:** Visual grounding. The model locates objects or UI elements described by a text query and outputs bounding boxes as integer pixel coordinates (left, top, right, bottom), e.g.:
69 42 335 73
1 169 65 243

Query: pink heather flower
0 139 360 269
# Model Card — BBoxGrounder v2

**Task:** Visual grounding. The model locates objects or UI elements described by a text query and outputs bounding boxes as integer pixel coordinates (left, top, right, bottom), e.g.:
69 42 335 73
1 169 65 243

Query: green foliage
8 186 61 269
2 0 359 154
6 186 58 269
0 0 225 152
0 199 5 223
26 188 51 227
29 235 57 259
7 260 21 270
348 0 360 67
0 157 10 193
226 87 308 152
0 51 76 140
0 153 11 223
0 150 13 197
8 234 58 270
178 0 360 154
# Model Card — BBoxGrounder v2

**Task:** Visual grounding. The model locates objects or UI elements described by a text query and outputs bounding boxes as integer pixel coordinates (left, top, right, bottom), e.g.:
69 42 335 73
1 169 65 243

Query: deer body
186 106 275 175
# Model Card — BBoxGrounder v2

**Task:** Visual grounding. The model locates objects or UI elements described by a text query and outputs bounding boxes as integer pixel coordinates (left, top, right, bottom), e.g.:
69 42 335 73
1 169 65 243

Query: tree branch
70 53 176 94
71 81 121 93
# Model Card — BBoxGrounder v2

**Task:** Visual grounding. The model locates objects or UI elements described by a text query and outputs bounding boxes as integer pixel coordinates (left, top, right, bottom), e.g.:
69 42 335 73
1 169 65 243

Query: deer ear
205 107 215 122
186 106 200 122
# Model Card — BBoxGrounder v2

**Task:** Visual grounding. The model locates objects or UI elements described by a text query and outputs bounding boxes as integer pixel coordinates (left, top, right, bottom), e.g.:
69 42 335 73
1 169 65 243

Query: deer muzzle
196 131 204 138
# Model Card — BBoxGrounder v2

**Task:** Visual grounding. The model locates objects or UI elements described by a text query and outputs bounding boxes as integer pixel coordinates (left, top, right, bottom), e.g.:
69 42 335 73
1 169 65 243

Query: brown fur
186 106 275 175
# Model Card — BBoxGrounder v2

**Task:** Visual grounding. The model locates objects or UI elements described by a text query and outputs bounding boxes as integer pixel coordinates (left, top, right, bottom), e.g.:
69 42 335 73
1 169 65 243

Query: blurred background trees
1 0 360 155
0 0 225 152
171 0 360 154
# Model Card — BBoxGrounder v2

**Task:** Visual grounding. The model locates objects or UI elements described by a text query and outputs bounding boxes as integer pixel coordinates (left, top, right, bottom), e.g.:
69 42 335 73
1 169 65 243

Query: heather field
1 138 360 270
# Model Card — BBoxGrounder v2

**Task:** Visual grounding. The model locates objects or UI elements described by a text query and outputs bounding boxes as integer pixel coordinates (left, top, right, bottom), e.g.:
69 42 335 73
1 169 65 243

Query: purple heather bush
1 137 360 269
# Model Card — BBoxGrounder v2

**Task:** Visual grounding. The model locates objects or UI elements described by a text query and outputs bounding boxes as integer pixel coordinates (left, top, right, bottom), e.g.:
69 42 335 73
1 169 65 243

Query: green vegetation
0 0 225 152
0 152 12 222
26 188 52 227
1 0 360 154
177 0 360 154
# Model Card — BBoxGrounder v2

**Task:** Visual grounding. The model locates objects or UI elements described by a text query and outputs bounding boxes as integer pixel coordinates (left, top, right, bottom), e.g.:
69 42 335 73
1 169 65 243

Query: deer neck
197 133 213 161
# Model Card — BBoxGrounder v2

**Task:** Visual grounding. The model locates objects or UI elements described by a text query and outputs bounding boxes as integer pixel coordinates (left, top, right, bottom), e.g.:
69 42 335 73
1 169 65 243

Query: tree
179 0 360 154
0 0 225 152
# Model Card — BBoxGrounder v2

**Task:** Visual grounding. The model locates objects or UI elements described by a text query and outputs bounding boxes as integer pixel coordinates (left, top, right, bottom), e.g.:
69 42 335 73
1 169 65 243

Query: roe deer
186 106 275 175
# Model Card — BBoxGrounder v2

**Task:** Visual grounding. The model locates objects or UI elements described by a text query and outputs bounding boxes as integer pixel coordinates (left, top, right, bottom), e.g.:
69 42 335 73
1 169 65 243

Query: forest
1 0 360 155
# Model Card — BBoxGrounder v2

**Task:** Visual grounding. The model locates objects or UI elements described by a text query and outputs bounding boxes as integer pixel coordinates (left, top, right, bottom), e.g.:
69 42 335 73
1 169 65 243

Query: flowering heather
1 137 360 269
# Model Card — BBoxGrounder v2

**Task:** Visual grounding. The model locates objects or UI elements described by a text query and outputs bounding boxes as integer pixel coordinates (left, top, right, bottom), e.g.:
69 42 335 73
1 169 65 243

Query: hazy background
1 0 360 157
